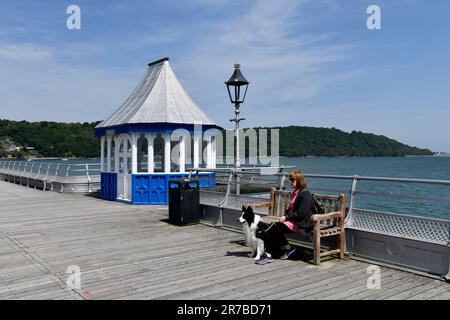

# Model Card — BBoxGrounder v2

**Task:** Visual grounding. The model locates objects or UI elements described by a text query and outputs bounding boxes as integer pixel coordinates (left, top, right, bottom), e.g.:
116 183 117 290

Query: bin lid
169 178 200 183
169 178 200 188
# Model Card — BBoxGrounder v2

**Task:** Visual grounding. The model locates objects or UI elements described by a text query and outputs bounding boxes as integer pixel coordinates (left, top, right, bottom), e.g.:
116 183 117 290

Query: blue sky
0 0 449 151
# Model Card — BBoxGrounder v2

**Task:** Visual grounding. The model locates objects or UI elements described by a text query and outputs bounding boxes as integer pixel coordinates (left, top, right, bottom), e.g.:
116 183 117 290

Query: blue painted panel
101 172 117 201
132 175 150 204
130 172 216 205
150 175 168 205
102 172 216 205
132 174 165 205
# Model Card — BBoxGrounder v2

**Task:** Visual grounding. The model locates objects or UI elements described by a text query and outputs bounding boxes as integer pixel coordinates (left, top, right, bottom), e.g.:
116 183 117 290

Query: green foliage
0 119 100 158
0 119 432 158
253 126 433 157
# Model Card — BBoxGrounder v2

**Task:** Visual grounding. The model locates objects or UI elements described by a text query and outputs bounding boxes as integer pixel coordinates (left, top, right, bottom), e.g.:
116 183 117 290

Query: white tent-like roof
96 57 217 129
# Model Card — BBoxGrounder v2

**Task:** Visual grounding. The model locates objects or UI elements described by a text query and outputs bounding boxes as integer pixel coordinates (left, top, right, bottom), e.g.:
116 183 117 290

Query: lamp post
225 63 249 195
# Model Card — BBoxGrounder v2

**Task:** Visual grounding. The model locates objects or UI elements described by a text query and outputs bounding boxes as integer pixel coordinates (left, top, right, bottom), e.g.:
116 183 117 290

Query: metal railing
197 167 450 237
201 168 450 217
0 160 101 193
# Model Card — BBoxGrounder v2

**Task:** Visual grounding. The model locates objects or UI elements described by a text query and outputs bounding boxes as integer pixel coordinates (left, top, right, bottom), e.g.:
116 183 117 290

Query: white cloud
0 41 135 122
0 0 360 127
170 0 361 128
0 42 51 61
0 0 445 151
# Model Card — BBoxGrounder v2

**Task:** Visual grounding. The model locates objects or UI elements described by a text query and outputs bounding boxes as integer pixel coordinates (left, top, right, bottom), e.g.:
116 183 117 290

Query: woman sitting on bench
255 171 315 265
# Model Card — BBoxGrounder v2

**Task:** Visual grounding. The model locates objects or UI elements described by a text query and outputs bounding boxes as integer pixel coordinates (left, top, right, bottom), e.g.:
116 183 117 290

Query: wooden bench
253 189 347 265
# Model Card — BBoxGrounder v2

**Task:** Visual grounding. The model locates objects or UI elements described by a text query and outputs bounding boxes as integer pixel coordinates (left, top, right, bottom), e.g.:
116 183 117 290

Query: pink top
283 189 300 232
289 189 300 209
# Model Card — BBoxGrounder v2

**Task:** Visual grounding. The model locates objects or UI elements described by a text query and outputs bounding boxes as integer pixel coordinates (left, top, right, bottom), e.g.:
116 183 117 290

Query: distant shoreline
1 120 434 159
2 155 449 161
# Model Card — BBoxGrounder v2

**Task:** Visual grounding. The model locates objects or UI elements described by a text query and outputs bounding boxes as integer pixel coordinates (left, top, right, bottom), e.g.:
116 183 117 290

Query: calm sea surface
280 156 450 220
7 156 450 220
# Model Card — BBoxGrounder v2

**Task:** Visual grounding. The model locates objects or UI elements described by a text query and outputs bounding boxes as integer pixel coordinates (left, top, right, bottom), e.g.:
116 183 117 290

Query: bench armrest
251 202 272 209
310 211 344 222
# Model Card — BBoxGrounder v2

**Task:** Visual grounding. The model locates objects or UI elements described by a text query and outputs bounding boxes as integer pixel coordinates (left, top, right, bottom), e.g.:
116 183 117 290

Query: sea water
280 156 450 220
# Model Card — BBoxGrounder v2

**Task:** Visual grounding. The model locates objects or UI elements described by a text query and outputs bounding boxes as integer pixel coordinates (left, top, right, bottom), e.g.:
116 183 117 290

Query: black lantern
225 64 249 104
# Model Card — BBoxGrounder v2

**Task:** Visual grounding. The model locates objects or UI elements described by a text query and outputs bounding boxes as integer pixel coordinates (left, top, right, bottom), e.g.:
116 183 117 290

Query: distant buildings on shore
3 144 34 152
0 138 36 158
433 152 450 157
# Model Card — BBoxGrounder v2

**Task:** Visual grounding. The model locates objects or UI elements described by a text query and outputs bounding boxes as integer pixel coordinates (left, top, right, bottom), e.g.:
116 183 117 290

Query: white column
131 134 138 174
212 136 216 169
164 134 171 173
123 138 128 174
193 134 200 169
114 136 120 173
106 136 112 172
179 136 186 173
206 136 212 169
100 136 105 172
146 134 154 173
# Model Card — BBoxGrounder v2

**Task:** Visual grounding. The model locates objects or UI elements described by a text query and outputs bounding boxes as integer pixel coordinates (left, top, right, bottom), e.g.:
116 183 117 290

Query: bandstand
95 57 219 204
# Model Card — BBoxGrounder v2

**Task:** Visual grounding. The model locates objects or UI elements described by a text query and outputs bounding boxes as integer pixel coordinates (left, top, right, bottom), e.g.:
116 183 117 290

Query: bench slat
320 227 341 237
320 249 341 257
311 211 344 221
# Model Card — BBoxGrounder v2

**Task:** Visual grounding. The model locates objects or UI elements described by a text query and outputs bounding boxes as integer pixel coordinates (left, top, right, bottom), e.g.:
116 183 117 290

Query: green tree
0 119 433 159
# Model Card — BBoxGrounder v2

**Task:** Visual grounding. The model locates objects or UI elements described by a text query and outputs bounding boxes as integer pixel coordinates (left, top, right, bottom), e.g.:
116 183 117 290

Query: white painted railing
0 160 101 193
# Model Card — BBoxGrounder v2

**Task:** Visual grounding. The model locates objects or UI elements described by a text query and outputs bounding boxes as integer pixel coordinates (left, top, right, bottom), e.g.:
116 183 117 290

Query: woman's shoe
280 247 296 260
255 254 273 265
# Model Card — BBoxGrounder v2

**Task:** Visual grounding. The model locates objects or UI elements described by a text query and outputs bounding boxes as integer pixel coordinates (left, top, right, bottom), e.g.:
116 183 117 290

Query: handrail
2 161 449 186
54 163 61 184
302 173 450 186
86 164 91 193
197 166 450 223
193 166 295 175
0 160 101 193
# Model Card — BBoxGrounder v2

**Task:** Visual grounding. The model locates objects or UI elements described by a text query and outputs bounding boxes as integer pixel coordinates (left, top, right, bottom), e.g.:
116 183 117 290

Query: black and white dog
238 206 265 260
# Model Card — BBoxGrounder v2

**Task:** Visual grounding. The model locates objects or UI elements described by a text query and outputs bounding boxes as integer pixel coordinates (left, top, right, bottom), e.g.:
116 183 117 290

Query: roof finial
234 63 241 69
148 57 170 67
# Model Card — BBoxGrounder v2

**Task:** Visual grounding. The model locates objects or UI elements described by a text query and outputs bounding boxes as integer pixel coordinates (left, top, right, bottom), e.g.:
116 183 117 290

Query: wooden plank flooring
0 181 449 300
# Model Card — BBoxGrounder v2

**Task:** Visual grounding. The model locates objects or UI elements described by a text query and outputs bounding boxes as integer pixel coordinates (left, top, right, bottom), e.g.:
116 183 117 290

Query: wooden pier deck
0 181 449 300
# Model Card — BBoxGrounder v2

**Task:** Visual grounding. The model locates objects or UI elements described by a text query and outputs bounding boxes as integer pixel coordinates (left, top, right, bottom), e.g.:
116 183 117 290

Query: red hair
289 171 307 190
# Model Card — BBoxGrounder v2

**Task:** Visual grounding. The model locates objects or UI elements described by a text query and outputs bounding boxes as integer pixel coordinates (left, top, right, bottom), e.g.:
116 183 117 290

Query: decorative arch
116 134 132 174
137 134 148 173
153 134 165 172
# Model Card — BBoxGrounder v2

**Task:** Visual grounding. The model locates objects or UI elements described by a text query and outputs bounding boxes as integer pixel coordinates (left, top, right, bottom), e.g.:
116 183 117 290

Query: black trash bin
168 178 200 225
